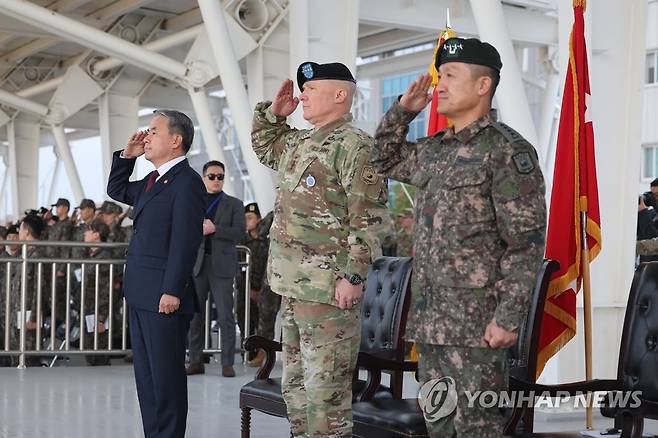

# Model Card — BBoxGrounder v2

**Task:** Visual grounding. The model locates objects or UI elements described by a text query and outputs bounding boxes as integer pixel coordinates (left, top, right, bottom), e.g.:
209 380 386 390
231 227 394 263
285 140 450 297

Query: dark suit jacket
193 193 245 279
107 151 206 314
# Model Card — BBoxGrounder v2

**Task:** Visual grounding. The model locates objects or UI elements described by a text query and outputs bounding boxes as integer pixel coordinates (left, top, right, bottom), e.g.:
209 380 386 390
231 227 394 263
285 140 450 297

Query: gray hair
153 109 195 153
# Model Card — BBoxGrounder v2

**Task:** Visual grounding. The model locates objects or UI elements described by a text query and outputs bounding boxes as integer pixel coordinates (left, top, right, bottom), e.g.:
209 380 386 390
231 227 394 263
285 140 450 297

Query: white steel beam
0 0 187 82
359 0 558 47
51 123 85 202
198 0 276 212
188 87 236 196
470 0 539 147
0 89 48 117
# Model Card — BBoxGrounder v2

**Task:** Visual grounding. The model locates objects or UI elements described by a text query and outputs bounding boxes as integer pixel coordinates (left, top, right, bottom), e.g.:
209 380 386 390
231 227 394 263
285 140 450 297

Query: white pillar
197 0 276 211
7 115 40 216
188 87 236 196
288 0 359 127
98 93 139 186
469 0 539 147
540 0 647 385
538 48 561 173
47 159 61 206
51 124 85 203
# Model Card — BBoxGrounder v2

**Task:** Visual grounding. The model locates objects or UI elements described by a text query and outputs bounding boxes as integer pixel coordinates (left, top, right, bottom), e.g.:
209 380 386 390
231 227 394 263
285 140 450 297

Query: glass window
381 71 428 141
644 147 653 180
648 52 656 84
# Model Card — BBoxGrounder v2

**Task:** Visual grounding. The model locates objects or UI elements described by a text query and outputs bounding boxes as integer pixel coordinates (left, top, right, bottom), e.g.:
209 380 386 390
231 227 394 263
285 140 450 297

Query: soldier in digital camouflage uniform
372 38 546 437
81 220 120 366
252 62 393 437
9 215 51 366
47 198 74 323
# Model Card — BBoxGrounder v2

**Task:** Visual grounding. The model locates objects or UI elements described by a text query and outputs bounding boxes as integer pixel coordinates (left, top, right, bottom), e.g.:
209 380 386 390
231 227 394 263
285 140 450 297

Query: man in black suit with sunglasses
186 160 245 377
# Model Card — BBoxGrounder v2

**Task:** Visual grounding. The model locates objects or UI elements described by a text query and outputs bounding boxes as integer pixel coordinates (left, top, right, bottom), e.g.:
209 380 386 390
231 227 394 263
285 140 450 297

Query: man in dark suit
107 109 205 438
186 160 245 377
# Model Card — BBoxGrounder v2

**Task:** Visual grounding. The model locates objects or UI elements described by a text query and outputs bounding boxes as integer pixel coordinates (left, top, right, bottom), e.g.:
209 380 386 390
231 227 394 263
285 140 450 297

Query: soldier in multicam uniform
81 220 120 366
9 215 51 366
71 199 97 259
371 38 547 437
252 61 393 437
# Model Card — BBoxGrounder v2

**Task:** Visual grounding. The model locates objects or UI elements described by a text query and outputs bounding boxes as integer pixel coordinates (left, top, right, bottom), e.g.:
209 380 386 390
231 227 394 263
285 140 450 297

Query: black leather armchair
239 256 414 438
352 259 559 438
507 261 658 437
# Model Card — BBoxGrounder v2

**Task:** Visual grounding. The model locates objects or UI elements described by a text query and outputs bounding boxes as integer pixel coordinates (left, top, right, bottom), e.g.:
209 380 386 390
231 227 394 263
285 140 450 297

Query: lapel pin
164 179 169 184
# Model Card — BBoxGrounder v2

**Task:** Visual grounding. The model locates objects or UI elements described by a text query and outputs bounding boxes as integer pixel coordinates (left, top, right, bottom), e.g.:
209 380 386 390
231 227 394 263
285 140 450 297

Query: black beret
245 202 261 217
296 62 356 91
435 37 502 73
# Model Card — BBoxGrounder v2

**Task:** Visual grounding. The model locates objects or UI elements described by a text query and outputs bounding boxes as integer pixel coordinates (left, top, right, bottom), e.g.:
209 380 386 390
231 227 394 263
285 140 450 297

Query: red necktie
144 170 159 192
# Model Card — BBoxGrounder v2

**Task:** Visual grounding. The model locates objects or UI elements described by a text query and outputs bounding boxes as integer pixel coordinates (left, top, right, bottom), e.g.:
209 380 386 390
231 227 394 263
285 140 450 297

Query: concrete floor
1 359 657 438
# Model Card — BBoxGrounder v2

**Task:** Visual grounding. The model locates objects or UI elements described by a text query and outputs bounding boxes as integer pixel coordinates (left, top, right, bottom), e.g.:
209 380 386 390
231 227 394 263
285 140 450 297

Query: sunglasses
206 173 225 181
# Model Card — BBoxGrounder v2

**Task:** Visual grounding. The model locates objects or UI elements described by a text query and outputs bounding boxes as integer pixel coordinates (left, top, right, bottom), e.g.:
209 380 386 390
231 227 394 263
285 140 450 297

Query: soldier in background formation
236 203 278 367
252 61 392 437
81 220 121 366
371 37 546 437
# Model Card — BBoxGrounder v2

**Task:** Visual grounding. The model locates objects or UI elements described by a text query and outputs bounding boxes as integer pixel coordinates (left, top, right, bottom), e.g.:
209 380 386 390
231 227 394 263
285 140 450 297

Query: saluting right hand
123 130 148 159
271 79 299 117
399 73 433 112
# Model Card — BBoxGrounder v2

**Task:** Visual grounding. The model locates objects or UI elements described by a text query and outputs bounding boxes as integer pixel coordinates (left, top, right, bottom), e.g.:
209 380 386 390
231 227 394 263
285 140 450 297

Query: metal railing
0 240 251 369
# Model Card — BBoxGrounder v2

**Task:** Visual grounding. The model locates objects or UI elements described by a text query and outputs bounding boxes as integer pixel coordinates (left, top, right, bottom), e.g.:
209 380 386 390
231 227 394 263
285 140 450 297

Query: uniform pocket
287 157 316 192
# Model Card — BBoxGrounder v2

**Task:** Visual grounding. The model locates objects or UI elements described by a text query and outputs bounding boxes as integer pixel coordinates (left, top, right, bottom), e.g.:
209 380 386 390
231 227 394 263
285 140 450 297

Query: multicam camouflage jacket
372 102 546 347
251 102 393 306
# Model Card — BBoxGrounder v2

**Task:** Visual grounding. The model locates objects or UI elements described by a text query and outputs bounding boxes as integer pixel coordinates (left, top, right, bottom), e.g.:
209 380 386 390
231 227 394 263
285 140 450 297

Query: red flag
427 27 456 136
537 0 601 379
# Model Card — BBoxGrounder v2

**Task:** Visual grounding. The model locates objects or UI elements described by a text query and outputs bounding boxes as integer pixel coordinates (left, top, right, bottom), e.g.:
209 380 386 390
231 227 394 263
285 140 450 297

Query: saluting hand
271 79 300 117
399 73 433 112
123 130 148 159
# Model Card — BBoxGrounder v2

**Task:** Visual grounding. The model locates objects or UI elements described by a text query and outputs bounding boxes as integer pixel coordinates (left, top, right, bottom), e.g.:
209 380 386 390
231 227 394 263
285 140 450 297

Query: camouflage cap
99 201 122 215
77 198 96 210
51 197 70 208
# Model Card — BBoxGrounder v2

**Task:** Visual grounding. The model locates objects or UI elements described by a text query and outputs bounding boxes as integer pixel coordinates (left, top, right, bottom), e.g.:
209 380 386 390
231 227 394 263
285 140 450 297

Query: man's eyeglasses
206 173 225 181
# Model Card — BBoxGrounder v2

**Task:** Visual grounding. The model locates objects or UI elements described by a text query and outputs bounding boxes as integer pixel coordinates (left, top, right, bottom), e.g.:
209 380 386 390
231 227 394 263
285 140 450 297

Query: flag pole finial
446 8 451 28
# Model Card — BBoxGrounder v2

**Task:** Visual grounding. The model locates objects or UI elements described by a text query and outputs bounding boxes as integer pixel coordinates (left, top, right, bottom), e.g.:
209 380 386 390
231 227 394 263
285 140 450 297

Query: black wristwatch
343 273 364 286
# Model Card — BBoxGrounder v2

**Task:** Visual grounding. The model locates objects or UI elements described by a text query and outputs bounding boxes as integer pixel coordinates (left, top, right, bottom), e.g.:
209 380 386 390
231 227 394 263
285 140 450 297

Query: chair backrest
359 256 413 360
511 259 560 381
619 261 658 402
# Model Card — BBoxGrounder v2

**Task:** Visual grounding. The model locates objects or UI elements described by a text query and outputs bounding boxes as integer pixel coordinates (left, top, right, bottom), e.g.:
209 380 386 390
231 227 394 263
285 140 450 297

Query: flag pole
580 209 593 429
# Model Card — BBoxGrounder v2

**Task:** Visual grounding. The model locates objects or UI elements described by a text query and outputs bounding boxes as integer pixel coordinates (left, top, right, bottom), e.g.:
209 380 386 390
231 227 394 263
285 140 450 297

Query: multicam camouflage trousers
280 296 360 438
416 343 508 438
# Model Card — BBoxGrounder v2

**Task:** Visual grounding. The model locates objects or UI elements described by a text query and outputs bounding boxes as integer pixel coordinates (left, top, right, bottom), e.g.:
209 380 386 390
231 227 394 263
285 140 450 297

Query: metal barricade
0 240 252 369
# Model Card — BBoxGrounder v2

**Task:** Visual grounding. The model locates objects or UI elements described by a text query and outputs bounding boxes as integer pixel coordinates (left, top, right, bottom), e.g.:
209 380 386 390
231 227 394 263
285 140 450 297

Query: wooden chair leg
241 407 252 438
504 406 525 436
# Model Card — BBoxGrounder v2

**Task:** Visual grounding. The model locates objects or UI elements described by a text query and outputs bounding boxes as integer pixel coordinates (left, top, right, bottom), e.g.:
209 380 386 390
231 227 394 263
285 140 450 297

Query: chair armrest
510 375 622 396
244 335 281 380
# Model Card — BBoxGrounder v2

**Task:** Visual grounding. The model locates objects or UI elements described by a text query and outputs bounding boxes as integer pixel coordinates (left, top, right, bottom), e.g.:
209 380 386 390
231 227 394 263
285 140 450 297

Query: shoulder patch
512 151 535 174
492 122 524 144
361 165 378 185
